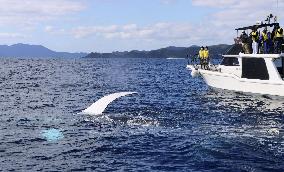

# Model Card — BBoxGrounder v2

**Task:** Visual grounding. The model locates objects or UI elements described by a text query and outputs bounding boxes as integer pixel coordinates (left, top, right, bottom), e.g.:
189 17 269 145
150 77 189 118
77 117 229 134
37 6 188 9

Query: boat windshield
221 57 239 66
273 58 284 78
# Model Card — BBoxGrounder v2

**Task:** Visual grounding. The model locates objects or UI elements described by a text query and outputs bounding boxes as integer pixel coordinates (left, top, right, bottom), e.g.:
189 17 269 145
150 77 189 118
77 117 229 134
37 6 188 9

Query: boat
187 17 284 97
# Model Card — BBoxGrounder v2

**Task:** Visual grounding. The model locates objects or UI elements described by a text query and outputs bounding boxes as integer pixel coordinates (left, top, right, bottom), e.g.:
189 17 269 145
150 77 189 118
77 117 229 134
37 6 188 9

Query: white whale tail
81 92 137 115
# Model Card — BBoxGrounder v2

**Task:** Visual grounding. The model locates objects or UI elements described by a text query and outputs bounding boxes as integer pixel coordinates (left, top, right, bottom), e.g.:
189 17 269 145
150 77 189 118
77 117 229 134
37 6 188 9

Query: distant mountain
84 44 232 59
0 43 87 58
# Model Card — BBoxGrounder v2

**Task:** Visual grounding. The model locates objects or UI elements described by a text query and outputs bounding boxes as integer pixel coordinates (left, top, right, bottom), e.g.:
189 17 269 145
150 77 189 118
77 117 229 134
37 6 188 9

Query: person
199 46 205 69
274 24 284 53
240 31 252 54
190 53 199 65
203 46 210 70
271 25 276 40
260 28 269 54
267 30 274 53
250 27 259 54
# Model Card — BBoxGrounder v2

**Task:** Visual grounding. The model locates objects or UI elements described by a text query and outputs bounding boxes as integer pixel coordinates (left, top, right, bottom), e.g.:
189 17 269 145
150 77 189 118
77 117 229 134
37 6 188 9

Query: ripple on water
0 58 284 171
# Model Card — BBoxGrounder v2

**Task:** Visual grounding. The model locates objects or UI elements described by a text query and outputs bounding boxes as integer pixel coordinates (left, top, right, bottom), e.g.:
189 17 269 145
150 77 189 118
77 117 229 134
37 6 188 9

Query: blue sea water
0 57 284 171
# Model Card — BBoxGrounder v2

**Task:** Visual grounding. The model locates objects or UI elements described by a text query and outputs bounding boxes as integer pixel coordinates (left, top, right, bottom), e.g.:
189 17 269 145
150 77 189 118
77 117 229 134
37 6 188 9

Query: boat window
242 58 269 80
220 57 239 66
224 44 242 55
273 58 284 77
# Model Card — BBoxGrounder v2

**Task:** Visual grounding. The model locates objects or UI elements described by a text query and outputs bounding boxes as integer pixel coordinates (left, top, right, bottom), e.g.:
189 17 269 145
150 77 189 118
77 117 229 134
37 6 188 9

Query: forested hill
0 43 87 58
84 44 232 59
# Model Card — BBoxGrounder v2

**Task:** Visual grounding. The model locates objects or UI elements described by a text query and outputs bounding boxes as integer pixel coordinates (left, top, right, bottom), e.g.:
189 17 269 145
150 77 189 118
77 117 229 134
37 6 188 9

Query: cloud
0 0 85 26
70 23 195 40
191 0 284 42
0 32 26 39
192 0 284 26
70 25 118 38
42 19 233 49
192 0 238 8
68 22 233 47
44 26 67 35
43 0 284 52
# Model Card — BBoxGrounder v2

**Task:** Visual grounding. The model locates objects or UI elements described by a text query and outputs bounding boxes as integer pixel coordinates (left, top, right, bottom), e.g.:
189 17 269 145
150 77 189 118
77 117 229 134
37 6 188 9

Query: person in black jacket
240 31 252 54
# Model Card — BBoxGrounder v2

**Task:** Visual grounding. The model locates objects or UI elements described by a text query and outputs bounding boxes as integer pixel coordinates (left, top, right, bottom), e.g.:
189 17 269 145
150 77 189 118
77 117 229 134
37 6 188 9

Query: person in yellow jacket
203 46 209 69
274 24 283 53
199 46 205 69
261 29 269 54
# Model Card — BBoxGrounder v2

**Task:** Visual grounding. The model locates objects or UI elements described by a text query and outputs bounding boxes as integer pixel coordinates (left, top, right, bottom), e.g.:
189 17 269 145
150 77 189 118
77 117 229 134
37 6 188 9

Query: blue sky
0 0 283 52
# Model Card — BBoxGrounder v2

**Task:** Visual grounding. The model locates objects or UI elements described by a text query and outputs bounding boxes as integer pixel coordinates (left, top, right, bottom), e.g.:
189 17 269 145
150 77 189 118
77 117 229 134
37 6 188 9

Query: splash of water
42 128 64 142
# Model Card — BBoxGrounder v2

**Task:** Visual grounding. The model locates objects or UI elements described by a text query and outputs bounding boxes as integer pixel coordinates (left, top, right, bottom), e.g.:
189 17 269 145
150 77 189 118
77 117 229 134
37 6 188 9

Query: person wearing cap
199 46 205 69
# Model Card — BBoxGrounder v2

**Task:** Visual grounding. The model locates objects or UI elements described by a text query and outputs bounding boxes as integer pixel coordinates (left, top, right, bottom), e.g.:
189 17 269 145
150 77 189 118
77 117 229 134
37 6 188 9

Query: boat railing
223 53 284 58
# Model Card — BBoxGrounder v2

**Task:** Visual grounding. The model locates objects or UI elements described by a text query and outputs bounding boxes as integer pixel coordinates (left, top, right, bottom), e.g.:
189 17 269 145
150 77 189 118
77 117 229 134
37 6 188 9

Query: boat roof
223 53 284 58
235 23 279 31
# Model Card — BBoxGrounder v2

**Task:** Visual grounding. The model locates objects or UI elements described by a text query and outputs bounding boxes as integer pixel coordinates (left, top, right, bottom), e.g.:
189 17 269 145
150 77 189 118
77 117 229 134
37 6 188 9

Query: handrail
239 53 284 58
223 55 239 58
222 53 284 58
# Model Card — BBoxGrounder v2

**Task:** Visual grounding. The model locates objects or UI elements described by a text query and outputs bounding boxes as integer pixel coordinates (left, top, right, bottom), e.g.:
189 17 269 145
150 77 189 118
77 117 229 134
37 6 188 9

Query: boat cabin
220 53 284 82
220 21 284 82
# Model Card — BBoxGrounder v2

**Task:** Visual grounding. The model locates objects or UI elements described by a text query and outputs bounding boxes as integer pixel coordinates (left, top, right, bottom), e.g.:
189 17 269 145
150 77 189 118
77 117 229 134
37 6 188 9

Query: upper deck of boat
223 21 284 59
223 42 284 59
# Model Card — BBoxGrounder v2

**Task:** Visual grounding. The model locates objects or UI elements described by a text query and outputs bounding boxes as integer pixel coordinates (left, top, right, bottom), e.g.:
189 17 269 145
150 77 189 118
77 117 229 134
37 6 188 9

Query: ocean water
0 57 284 171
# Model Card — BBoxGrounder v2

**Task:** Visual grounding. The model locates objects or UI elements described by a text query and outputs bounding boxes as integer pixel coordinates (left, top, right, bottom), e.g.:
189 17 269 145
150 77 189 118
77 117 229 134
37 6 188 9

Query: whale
81 92 137 115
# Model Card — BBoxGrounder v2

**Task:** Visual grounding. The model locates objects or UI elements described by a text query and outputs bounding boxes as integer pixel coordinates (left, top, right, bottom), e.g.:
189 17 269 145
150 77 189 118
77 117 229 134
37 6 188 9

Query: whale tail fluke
81 92 137 115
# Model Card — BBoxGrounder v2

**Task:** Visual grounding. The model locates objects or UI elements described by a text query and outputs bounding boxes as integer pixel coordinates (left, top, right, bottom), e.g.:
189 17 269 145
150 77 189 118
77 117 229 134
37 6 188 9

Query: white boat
187 21 284 97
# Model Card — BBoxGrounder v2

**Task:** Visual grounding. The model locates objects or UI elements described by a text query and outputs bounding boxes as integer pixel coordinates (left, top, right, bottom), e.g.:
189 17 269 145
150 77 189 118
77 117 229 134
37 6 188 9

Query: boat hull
199 69 284 97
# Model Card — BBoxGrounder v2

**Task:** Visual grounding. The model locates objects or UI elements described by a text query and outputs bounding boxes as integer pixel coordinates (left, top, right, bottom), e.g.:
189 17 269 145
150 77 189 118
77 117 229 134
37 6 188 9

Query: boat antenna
276 0 279 21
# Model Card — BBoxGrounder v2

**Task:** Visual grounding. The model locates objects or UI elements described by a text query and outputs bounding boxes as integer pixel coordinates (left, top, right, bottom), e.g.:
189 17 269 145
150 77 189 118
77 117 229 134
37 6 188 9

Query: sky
0 0 283 53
